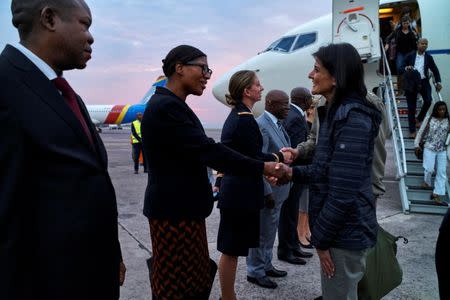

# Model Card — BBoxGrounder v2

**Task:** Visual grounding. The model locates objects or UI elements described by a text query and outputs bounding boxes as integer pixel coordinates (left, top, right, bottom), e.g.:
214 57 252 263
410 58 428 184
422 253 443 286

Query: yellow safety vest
131 120 142 144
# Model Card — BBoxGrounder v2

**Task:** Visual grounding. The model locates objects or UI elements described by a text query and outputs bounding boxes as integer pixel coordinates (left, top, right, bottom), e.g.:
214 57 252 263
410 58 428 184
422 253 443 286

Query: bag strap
420 117 432 145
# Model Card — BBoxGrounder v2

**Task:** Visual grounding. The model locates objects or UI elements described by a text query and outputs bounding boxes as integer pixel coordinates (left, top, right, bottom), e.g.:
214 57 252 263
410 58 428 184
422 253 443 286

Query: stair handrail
379 38 408 177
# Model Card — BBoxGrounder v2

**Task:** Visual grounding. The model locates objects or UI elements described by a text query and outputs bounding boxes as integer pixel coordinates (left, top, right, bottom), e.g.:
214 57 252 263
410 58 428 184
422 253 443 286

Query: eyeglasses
184 62 213 76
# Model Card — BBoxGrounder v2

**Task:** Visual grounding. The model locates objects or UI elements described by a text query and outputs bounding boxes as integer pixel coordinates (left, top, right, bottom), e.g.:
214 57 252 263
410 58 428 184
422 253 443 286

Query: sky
0 0 331 128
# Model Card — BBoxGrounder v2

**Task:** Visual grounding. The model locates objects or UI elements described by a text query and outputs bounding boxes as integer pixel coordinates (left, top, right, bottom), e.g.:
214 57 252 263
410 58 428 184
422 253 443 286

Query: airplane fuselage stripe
105 105 125 124
428 49 450 55
116 104 130 124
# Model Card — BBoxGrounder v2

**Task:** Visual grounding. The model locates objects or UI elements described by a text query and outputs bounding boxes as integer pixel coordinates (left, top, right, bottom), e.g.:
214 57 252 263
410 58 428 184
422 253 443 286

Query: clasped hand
263 162 292 185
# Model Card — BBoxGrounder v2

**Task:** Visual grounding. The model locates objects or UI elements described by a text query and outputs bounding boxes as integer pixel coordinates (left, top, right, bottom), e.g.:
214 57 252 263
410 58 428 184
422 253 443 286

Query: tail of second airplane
140 76 167 104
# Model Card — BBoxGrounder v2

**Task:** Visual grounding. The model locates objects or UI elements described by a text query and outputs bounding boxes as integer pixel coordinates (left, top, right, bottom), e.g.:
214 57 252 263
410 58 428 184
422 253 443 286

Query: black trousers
277 182 303 254
405 79 432 133
132 143 146 171
436 210 450 300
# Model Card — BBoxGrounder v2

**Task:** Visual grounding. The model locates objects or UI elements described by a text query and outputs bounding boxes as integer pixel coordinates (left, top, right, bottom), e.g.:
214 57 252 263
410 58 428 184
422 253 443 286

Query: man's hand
119 261 126 286
281 150 293 164
436 83 442 92
280 147 299 161
275 163 292 185
317 249 335 279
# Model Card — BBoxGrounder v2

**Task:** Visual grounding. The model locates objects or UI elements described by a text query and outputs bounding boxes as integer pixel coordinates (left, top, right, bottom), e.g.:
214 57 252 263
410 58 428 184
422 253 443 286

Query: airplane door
332 0 380 62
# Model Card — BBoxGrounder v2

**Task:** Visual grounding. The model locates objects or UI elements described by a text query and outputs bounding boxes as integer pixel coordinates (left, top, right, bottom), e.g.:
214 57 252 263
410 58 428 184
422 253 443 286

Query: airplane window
272 36 296 52
292 32 317 51
263 39 281 52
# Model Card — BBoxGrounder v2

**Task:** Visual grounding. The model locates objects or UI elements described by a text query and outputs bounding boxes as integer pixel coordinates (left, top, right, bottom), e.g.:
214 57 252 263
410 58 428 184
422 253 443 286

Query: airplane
212 0 450 116
87 76 167 125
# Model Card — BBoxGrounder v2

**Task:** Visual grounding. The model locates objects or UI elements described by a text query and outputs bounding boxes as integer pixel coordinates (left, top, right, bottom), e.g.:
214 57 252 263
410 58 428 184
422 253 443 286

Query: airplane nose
212 76 229 105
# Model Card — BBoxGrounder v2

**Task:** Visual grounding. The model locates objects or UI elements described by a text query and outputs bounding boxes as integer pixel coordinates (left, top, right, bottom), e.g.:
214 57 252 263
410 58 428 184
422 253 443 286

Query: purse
358 226 408 300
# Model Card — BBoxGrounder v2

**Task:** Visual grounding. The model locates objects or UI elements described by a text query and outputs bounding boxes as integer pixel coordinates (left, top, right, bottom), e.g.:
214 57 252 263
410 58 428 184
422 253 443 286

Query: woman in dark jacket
281 43 381 299
141 45 279 300
216 70 286 300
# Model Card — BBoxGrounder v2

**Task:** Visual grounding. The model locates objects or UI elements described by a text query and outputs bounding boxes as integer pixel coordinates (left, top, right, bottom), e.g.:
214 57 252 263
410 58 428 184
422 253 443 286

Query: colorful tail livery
87 76 167 125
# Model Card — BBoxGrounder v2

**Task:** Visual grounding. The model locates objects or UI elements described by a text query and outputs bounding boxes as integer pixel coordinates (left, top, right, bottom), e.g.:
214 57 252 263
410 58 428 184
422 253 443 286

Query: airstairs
379 42 449 215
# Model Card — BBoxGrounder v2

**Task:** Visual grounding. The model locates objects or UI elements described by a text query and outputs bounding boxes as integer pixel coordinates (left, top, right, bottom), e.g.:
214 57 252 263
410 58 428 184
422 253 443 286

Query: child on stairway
414 101 450 206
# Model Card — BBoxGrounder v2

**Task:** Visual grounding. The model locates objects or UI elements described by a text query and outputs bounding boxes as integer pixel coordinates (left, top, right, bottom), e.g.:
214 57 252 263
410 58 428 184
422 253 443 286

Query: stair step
409 203 449 214
406 162 424 175
405 175 433 187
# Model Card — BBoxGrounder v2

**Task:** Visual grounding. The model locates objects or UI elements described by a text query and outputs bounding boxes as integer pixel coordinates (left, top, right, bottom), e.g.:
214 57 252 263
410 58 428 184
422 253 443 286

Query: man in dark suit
0 1 125 299
402 38 443 138
277 87 313 265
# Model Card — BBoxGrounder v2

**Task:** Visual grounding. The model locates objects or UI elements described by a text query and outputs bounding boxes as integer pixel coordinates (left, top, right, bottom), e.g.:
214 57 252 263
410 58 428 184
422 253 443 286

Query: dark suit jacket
218 103 275 210
282 105 309 149
142 87 264 220
0 45 122 300
402 51 442 83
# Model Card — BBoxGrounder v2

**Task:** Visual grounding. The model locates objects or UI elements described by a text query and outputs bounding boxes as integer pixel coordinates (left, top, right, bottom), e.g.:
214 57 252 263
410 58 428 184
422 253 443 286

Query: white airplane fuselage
212 0 450 115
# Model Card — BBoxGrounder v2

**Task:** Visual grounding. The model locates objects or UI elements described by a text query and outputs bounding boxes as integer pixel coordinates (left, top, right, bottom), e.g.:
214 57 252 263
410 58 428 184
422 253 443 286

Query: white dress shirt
13 42 58 80
414 52 426 79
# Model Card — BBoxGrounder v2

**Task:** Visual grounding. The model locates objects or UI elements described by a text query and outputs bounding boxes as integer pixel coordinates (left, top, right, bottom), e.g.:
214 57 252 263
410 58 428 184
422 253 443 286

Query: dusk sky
0 0 330 128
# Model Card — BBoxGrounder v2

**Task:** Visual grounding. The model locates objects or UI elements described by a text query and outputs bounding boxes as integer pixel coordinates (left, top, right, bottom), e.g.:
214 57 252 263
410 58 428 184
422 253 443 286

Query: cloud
264 14 298 28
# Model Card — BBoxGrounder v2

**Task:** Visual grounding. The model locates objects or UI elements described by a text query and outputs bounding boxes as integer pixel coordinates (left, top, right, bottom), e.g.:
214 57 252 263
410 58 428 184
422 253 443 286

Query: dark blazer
142 87 264 220
283 104 310 165
282 105 309 148
402 51 442 83
218 103 275 210
0 45 122 299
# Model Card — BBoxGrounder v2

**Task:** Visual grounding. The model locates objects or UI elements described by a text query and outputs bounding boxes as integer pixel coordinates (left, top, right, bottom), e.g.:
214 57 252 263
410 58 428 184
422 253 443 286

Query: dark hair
431 101 449 119
313 43 367 120
225 70 256 106
400 15 411 24
11 0 79 40
400 6 412 16
162 45 206 77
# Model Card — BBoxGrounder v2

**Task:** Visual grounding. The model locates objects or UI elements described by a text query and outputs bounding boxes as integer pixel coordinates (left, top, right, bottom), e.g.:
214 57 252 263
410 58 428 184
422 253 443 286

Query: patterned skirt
149 219 216 300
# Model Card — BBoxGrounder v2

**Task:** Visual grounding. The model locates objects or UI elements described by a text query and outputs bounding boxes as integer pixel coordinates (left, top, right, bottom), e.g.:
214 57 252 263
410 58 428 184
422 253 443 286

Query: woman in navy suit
141 47 280 300
217 70 287 300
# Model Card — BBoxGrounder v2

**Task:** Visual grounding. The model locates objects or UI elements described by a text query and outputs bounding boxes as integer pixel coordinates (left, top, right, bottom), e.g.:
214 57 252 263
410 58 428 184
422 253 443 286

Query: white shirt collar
13 42 58 80
290 103 305 116
265 110 280 126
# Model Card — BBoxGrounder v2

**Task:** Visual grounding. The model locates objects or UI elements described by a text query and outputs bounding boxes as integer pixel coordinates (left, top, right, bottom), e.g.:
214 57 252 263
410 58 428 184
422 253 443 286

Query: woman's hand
415 147 421 157
317 249 335 279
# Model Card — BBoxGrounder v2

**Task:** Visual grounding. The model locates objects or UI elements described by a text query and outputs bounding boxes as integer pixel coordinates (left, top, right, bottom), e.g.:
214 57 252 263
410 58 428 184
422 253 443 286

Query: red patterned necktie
52 77 94 146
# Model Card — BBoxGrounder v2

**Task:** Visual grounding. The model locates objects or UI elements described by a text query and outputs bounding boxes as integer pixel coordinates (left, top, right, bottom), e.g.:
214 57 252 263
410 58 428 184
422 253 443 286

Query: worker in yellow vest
131 112 147 174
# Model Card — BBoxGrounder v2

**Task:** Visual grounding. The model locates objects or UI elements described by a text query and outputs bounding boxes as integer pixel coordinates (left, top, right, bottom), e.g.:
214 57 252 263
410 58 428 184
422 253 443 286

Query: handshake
263 162 292 185
263 147 300 185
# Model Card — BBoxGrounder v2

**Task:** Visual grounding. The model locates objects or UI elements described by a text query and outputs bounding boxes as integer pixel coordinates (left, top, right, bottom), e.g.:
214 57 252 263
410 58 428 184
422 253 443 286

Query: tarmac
101 128 444 300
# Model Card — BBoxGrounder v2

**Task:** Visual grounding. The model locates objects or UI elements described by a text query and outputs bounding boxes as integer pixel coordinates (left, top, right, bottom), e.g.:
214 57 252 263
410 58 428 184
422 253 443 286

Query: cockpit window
264 36 296 53
292 32 317 51
273 36 296 52
264 39 281 52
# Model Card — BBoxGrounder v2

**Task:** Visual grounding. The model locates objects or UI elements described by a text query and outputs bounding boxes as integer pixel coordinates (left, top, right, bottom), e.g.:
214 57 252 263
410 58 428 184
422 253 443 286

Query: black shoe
134 170 138 174
293 248 313 258
278 253 306 265
299 240 314 249
314 297 323 300
247 276 278 289
265 268 288 277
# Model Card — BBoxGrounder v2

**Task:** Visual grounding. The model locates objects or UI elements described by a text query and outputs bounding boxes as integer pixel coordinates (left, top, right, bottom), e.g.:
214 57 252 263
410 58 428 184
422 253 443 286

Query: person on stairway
414 101 450 206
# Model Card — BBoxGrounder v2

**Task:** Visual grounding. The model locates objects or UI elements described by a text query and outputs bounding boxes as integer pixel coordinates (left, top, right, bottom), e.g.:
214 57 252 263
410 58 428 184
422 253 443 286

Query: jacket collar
2 45 103 164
